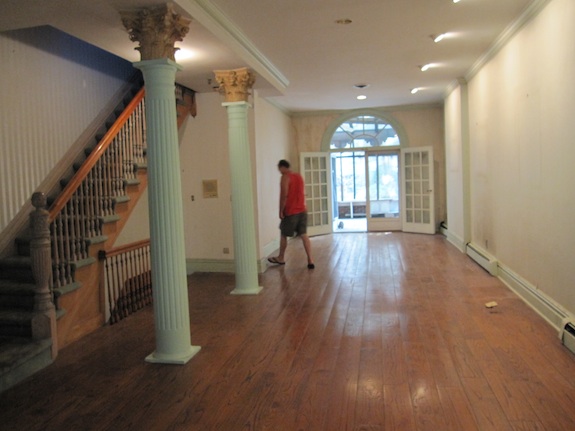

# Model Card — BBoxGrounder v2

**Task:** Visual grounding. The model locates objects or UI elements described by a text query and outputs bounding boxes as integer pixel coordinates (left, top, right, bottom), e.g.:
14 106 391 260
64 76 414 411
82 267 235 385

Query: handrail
100 238 152 324
100 239 150 259
47 87 147 289
48 88 146 221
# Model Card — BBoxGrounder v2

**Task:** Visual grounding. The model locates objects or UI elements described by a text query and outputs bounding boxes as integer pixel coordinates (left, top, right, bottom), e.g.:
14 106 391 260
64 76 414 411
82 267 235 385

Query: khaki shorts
280 212 308 237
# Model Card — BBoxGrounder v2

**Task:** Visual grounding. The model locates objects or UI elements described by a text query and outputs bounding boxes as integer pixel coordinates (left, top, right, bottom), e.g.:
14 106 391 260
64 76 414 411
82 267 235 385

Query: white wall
444 85 466 249
114 190 150 246
0 26 134 232
179 92 235 261
291 106 446 226
178 91 292 263
253 93 293 257
446 0 575 317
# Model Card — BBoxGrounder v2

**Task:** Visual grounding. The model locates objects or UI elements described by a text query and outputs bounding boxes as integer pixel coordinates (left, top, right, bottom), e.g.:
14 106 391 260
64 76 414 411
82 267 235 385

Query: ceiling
0 0 537 113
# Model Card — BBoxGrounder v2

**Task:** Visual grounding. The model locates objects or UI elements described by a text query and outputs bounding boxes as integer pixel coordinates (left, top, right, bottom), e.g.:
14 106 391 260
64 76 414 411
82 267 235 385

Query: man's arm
279 174 290 219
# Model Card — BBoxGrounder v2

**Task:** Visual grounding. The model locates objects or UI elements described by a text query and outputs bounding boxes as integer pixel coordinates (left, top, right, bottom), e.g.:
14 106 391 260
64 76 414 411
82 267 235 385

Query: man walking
268 159 315 269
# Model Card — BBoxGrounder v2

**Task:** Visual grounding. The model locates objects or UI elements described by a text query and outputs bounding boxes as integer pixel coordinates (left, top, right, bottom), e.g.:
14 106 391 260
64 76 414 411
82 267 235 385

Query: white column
224 101 262 295
215 67 262 295
121 4 199 364
135 59 200 364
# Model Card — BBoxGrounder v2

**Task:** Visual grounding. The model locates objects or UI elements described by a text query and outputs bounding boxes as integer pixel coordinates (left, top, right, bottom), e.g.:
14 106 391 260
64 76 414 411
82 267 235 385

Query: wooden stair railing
47 88 146 291
99 239 152 324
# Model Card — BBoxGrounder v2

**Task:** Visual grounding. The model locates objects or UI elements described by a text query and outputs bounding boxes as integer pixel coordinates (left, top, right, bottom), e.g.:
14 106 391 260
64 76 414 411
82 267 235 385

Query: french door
366 151 401 231
302 146 435 235
300 153 332 236
401 146 435 234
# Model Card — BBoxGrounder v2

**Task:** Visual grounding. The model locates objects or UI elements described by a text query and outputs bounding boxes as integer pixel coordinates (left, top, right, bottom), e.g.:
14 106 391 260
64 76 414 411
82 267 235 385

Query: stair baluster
46 89 146 291
99 240 151 324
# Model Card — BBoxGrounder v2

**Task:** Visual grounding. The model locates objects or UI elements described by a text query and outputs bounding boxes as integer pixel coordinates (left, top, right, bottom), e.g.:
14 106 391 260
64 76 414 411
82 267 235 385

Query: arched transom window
330 115 399 150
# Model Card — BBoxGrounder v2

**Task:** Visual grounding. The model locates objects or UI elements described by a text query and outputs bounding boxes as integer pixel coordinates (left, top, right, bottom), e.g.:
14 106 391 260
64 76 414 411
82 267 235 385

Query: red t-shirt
284 172 306 216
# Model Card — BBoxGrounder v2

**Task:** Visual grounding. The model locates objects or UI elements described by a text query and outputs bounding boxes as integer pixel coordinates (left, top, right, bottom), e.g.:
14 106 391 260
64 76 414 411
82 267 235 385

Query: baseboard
186 257 269 274
498 263 569 333
185 239 280 275
439 229 569 334
440 227 466 252
186 258 234 274
262 238 280 259
466 242 498 276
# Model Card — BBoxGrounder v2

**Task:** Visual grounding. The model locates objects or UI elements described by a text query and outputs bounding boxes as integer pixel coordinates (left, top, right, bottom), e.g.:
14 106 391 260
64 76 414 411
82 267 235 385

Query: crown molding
289 102 444 118
175 0 289 93
465 0 552 82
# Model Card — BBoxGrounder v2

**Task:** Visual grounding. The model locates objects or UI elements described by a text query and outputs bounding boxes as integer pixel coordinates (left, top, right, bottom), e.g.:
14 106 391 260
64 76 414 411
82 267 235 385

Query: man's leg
301 234 314 266
277 234 288 262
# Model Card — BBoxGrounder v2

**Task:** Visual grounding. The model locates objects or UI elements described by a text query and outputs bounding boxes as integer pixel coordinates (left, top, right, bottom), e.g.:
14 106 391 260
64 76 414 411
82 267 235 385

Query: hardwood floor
1 232 575 431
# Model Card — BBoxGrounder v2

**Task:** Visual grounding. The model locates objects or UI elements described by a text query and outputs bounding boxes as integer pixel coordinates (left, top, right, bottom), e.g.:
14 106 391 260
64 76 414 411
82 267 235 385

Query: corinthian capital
214 68 256 103
121 3 191 61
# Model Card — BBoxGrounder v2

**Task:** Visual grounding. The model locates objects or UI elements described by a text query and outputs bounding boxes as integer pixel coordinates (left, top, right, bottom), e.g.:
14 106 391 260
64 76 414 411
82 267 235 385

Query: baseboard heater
466 243 498 276
561 321 575 355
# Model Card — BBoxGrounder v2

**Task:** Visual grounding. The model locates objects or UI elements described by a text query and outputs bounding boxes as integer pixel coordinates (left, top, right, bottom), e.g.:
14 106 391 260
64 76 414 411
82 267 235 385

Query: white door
366 151 401 231
401 146 436 234
300 152 332 236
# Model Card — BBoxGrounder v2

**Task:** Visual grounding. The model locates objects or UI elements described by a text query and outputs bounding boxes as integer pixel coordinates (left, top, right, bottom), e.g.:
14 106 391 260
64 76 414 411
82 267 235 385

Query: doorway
331 150 400 232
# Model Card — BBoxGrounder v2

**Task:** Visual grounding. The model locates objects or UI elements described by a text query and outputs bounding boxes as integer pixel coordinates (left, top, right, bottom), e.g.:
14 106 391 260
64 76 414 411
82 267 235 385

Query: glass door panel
301 152 332 236
401 146 435 234
331 151 367 232
366 152 401 231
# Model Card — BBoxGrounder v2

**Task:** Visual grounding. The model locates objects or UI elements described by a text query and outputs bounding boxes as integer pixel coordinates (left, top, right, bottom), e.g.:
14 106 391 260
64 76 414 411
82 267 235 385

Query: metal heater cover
562 322 575 355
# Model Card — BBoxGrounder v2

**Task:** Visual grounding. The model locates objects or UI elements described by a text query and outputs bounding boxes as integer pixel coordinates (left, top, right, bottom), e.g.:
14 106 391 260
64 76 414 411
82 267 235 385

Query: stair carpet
0 252 53 392
0 80 144 392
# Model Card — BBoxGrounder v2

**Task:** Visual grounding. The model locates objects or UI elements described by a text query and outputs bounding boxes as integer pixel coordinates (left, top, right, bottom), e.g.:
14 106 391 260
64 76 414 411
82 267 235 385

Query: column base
145 345 201 365
230 285 263 295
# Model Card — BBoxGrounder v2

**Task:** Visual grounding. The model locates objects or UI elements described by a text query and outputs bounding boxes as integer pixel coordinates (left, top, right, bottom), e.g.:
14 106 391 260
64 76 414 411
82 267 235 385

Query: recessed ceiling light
335 18 352 25
411 88 420 94
420 64 432 72
175 48 197 61
453 0 461 3
432 33 446 43
357 95 367 100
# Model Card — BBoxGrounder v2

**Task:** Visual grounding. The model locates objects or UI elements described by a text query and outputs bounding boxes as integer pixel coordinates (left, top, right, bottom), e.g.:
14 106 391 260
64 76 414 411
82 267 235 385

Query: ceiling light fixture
174 48 197 61
357 95 367 100
432 33 446 43
420 64 432 72
411 88 420 94
453 0 461 3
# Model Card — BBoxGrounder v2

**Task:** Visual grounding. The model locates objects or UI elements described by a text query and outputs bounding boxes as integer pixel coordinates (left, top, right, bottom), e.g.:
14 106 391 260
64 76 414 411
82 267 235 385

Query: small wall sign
202 179 218 198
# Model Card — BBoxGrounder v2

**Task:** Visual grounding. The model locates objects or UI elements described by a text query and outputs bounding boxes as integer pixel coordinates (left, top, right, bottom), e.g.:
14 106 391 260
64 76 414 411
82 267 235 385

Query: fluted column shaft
224 102 262 295
136 59 199 363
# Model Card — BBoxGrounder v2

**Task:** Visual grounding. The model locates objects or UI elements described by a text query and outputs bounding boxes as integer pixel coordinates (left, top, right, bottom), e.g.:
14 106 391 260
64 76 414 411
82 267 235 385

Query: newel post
30 192 58 358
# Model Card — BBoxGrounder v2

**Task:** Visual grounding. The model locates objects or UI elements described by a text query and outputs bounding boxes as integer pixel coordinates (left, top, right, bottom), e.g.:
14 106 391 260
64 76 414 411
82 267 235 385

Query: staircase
0 79 148 392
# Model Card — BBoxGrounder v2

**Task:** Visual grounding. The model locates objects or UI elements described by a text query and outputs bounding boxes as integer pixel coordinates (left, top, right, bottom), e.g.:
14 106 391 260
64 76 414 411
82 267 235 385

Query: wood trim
100 239 150 259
